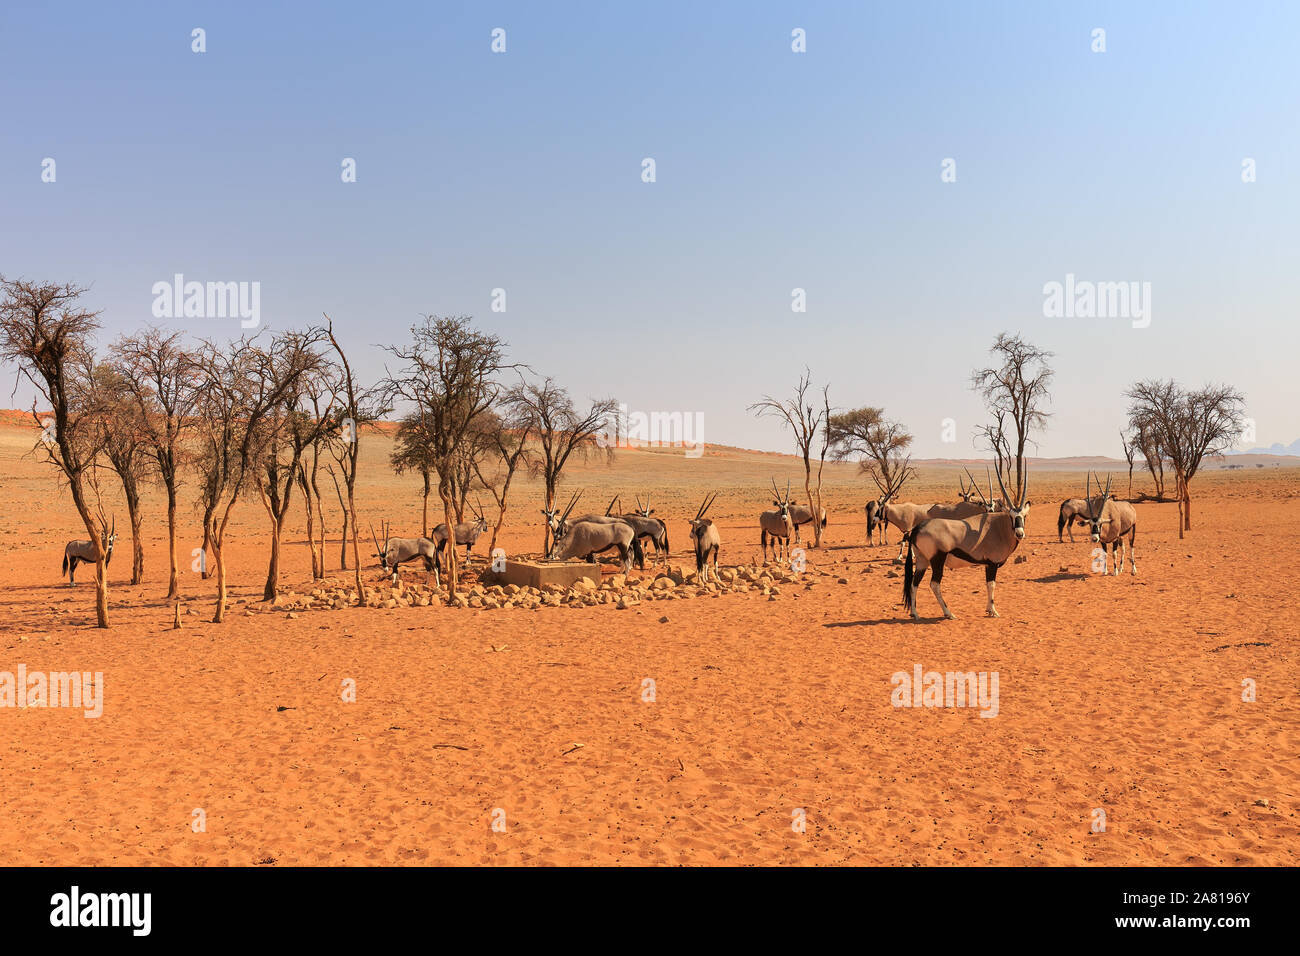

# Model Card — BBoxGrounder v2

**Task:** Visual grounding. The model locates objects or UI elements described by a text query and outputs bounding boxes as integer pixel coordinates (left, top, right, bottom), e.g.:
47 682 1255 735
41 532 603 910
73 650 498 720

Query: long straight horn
963 467 987 506
699 491 717 520
605 494 619 516
995 463 1013 509
561 490 581 523
785 479 791 504
370 521 383 556
770 477 781 501
986 467 994 509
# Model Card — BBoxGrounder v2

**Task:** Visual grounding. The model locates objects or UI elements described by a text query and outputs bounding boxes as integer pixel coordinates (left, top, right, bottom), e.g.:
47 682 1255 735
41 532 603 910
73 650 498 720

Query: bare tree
0 278 114 626
971 333 1054 502
828 406 916 495
193 330 321 622
1133 424 1169 501
1120 429 1136 500
381 316 515 600
296 367 342 579
111 328 200 598
325 316 384 605
391 412 437 536
508 376 616 555
1126 379 1245 537
748 369 829 547
255 328 330 600
474 392 536 557
91 359 152 585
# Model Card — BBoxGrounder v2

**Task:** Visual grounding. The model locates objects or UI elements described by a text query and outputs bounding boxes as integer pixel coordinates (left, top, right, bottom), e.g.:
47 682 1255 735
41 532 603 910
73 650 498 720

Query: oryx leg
929 554 954 620
985 563 1000 618
709 546 719 583
67 556 77 586
1127 528 1138 575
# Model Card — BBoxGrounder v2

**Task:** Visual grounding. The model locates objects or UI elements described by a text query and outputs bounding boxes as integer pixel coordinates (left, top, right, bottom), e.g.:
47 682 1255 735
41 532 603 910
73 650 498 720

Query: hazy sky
2 1 1296 457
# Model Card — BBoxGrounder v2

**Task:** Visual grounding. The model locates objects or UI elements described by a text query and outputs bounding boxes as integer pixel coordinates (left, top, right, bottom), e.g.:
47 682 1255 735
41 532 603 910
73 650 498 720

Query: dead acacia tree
111 328 200 598
0 278 114 626
296 365 342 579
325 316 383 605
828 406 916 499
391 412 438 536
507 376 616 556
472 396 535 558
381 315 512 601
255 328 330 600
748 369 830 548
91 359 152 585
1132 424 1169 501
193 330 321 623
971 333 1054 502
1120 429 1136 500
1126 379 1245 537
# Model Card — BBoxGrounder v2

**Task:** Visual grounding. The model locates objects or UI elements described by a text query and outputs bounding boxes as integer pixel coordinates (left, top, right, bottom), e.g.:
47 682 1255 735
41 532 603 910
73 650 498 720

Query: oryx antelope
688 492 721 583
618 494 671 565
1057 494 1107 543
370 520 442 587
788 501 827 544
1083 473 1138 575
874 468 996 561
545 491 648 569
432 497 490 564
544 491 644 572
902 467 1031 620
864 499 885 546
759 479 796 564
62 517 116 586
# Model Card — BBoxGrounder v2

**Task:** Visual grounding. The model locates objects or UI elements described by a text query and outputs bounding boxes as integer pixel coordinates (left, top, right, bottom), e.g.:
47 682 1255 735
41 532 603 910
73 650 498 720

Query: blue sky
2 1 1296 456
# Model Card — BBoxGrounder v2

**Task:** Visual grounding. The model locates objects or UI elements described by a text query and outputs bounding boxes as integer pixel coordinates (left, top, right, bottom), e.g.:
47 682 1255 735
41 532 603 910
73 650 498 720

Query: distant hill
1227 437 1300 457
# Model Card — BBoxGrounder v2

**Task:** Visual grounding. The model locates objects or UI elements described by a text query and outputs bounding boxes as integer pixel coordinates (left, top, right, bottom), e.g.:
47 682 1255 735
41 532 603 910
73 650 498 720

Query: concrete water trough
479 559 601 590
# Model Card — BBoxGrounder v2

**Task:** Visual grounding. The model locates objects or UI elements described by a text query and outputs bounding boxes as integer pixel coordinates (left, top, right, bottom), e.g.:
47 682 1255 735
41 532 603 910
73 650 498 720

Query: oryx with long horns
548 509 644 574
759 479 796 564
688 491 721 583
62 516 116 586
1057 492 1107 543
370 520 441 587
432 497 490 564
1083 472 1138 575
902 465 1031 620
874 468 995 561
788 500 827 544
618 494 671 565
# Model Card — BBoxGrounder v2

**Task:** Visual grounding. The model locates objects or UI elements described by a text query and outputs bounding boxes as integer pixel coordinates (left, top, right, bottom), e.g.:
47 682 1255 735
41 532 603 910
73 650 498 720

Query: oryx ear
1023 500 1032 508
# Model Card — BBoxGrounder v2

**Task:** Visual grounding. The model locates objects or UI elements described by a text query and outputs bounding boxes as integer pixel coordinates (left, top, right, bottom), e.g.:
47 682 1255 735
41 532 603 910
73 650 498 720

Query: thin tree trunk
263 514 284 601
95 554 109 627
166 484 179 599
128 491 144 585
346 478 364 605
440 481 459 600
422 471 430 537
211 534 227 623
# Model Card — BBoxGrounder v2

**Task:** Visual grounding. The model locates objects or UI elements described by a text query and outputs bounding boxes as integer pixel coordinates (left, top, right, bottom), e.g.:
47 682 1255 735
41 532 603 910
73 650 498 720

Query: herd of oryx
59 468 1139 621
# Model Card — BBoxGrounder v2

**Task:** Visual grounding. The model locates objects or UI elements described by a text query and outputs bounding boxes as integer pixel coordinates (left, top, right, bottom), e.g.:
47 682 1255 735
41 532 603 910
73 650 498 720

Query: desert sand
0 418 1295 866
